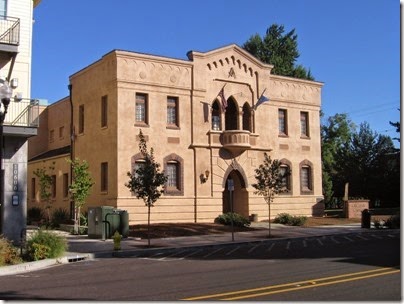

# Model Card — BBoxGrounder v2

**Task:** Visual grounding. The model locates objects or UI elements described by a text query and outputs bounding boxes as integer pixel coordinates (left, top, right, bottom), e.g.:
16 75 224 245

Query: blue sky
31 0 400 145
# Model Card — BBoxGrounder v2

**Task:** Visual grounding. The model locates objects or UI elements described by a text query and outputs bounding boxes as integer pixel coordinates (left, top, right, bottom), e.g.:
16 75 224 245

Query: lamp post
0 81 13 233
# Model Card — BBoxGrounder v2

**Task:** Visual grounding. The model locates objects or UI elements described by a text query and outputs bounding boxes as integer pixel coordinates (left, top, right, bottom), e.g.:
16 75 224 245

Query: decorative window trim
163 153 184 196
278 108 288 136
279 158 292 194
300 111 310 138
299 159 313 195
167 96 180 129
135 93 149 127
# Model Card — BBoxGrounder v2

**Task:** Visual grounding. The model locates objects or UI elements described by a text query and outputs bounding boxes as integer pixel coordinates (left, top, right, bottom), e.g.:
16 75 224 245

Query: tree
334 122 398 206
125 130 167 246
252 153 289 237
320 113 355 205
243 24 314 80
33 163 55 224
68 158 94 235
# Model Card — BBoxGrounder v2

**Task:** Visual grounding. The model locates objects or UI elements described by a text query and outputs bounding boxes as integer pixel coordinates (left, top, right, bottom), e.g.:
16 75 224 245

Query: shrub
52 208 70 227
273 213 293 224
290 215 307 226
215 212 251 227
274 213 307 226
373 218 385 229
27 207 44 224
385 214 400 229
25 230 67 261
0 236 22 266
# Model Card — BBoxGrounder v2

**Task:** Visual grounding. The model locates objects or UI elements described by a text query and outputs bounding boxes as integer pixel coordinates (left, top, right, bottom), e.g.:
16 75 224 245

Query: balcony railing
0 16 20 46
4 100 40 128
221 130 251 154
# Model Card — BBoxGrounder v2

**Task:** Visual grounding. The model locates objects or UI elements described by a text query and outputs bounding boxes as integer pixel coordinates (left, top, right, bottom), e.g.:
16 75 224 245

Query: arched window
279 159 292 193
300 160 313 194
164 154 184 196
211 100 221 131
225 97 238 130
242 102 252 131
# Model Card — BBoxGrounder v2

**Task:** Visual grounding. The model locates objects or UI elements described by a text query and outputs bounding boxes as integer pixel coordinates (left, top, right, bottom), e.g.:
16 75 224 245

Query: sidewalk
0 222 364 276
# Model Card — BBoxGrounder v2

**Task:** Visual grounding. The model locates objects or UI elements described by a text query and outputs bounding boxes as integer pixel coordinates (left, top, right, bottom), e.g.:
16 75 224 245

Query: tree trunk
268 203 271 238
147 204 151 247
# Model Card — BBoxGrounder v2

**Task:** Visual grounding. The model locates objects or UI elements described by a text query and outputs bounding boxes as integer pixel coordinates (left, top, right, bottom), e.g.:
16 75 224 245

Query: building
27 44 324 226
0 0 41 243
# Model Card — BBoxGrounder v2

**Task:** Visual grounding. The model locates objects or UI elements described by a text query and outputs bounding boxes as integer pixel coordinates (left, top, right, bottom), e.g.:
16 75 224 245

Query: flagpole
254 88 267 111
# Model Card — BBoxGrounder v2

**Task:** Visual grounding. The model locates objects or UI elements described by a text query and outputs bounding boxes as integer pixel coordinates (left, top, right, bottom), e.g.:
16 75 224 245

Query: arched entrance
222 170 249 218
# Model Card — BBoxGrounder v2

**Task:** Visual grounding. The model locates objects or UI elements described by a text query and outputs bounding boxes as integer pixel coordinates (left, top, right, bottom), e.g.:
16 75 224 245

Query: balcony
0 16 20 53
2 100 40 137
221 130 251 154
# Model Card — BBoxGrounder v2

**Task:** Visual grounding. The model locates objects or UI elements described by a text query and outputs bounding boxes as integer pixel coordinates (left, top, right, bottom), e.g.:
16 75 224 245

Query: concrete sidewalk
0 222 364 276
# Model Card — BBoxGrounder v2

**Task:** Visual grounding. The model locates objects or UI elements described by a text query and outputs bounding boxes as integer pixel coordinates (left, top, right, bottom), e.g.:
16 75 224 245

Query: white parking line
331 236 340 244
266 243 275 252
356 234 369 240
226 246 240 256
316 238 323 246
203 247 224 258
286 241 291 250
248 244 260 254
302 240 307 247
182 249 203 258
344 236 354 242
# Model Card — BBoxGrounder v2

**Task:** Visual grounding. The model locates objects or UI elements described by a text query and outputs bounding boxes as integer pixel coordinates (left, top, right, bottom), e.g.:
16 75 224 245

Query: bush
52 208 70 227
274 213 307 226
25 230 67 261
273 213 293 224
385 214 400 229
0 236 22 266
215 212 251 227
27 207 44 224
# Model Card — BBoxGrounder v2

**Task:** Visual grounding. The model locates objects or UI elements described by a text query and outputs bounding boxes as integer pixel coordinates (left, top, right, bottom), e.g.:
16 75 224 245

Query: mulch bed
129 223 258 239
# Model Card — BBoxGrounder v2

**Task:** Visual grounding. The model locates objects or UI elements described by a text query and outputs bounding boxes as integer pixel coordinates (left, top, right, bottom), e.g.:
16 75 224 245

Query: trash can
117 210 129 238
361 209 371 228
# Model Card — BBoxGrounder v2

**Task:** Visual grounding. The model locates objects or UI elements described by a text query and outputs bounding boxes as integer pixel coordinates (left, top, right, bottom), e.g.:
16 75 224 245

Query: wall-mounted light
200 170 210 183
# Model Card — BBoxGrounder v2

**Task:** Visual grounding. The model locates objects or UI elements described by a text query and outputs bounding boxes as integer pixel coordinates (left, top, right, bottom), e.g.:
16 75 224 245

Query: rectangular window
59 126 64 139
167 96 179 127
135 93 148 125
278 109 288 135
167 162 178 189
63 173 69 198
101 162 108 192
0 0 7 17
51 175 56 198
49 130 55 143
101 95 108 128
31 177 36 199
79 104 85 134
300 112 309 137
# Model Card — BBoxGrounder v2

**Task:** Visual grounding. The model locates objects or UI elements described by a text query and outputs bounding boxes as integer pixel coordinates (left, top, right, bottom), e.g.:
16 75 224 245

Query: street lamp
0 81 13 233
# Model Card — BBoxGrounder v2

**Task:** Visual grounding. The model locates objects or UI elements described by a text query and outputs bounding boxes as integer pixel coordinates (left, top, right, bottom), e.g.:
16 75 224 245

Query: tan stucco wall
28 44 324 225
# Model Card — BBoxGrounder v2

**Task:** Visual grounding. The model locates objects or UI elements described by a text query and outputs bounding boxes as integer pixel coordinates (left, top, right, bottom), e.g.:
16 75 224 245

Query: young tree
33 163 55 224
125 130 167 246
243 24 314 80
252 153 289 237
68 158 94 235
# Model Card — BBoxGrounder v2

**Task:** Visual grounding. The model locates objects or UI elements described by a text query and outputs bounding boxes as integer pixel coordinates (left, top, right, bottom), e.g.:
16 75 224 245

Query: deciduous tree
126 130 167 246
252 153 289 237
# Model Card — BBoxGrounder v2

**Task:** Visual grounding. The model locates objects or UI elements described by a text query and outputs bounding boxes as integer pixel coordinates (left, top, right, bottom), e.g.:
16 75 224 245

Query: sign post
227 179 234 242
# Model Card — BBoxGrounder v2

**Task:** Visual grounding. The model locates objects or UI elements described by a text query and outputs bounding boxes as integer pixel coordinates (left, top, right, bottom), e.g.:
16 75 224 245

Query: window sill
134 122 149 128
166 125 180 130
300 135 311 140
165 188 183 196
300 189 313 195
278 133 289 138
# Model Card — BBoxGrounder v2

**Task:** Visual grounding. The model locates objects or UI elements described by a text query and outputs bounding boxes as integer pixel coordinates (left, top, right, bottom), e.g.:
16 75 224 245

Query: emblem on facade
228 67 236 79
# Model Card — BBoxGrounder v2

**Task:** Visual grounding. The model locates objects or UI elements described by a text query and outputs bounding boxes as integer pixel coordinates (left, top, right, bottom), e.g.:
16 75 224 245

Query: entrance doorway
222 170 248 218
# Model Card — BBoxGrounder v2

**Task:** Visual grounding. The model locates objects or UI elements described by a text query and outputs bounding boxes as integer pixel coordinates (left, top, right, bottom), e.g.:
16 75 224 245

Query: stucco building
28 44 324 225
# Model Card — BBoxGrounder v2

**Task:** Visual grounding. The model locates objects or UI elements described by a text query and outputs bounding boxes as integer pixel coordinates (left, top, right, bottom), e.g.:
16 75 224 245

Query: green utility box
87 206 129 239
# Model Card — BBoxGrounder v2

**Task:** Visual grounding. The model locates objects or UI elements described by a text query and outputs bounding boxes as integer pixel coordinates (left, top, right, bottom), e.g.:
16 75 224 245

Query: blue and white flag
254 91 270 110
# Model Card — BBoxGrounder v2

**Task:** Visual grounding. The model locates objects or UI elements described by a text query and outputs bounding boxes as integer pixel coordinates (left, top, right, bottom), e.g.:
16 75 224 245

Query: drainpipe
68 84 74 220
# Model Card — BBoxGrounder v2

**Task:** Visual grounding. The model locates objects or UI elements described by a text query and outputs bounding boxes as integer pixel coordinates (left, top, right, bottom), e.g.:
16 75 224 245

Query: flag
254 92 270 110
218 86 227 112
